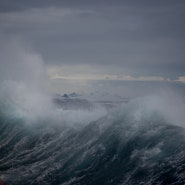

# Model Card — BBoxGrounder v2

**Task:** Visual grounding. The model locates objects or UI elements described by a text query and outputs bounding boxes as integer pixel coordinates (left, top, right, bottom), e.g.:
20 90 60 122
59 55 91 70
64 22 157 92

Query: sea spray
1 38 185 185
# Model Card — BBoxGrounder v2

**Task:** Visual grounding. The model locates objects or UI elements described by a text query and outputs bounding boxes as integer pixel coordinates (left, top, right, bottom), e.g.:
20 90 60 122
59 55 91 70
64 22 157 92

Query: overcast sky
0 0 185 94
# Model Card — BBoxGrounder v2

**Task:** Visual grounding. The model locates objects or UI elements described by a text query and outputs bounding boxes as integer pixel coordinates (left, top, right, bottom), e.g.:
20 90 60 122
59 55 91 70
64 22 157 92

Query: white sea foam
0 37 106 125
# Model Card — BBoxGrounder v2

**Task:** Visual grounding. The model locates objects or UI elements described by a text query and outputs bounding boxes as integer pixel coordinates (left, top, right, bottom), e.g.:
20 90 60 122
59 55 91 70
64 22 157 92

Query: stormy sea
0 83 185 185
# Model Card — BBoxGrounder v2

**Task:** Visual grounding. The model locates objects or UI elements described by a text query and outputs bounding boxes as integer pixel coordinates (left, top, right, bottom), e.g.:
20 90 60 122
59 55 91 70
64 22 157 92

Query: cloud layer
0 0 185 93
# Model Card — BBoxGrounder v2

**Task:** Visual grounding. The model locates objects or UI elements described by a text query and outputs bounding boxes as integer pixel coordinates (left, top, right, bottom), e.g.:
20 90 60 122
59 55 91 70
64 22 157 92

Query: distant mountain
69 92 80 98
53 92 129 111
53 94 95 111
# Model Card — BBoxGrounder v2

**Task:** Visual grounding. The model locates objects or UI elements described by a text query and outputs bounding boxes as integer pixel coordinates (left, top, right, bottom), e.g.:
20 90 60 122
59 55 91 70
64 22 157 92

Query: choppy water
0 96 185 185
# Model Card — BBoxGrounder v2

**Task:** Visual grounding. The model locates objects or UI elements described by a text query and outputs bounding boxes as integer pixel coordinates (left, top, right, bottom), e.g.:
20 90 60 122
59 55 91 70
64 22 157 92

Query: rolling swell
0 101 185 185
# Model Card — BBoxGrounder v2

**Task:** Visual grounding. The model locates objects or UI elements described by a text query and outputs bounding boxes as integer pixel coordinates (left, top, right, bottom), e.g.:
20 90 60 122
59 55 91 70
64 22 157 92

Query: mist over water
1 38 185 184
0 38 107 125
123 93 185 127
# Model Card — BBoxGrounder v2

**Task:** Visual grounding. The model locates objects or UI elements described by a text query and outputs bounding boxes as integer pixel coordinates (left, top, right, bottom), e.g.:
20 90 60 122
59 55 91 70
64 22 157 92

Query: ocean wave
0 95 185 185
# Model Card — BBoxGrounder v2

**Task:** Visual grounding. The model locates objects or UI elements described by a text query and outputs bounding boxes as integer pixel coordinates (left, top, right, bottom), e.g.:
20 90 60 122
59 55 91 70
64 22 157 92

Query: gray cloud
0 0 185 79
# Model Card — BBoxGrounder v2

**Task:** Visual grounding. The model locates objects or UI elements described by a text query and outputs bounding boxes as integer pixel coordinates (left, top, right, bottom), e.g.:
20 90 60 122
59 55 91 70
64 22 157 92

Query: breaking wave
0 94 185 185
1 38 185 185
